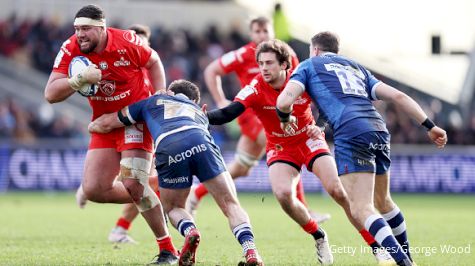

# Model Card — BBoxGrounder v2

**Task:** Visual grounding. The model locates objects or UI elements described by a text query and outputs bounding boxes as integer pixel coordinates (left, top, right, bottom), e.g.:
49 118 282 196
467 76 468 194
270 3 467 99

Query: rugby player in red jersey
188 17 330 224
44 5 178 264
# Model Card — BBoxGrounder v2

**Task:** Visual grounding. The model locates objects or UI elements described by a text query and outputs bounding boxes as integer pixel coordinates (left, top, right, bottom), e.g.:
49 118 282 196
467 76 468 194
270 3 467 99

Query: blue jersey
125 93 226 188
126 93 209 144
290 53 388 139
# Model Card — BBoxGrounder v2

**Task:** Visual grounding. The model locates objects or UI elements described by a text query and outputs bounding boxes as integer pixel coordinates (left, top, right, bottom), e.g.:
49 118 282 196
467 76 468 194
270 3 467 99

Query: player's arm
44 72 76 103
145 50 166 93
89 97 145 133
88 112 123 133
375 82 448 148
88 106 138 133
276 81 304 135
44 65 101 103
207 101 245 125
204 59 230 108
276 81 304 116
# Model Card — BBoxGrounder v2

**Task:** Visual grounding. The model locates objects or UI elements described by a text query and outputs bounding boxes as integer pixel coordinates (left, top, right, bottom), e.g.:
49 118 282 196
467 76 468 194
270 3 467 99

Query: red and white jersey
219 42 300 88
234 72 314 148
52 27 154 120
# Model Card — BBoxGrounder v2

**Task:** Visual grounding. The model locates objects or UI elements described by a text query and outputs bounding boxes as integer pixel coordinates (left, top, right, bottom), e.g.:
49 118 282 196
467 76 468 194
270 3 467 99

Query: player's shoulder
53 35 81 69
243 42 256 50
241 42 257 57
60 35 80 55
109 27 147 47
236 76 261 100
247 74 265 90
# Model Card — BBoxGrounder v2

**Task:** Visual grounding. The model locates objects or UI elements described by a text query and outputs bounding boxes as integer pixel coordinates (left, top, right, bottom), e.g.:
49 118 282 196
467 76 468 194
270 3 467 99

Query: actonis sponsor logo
168 144 207 165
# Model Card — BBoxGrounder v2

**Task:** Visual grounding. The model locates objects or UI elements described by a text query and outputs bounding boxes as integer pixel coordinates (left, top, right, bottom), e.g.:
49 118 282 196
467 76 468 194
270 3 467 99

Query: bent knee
122 180 144 203
273 188 293 204
327 184 347 204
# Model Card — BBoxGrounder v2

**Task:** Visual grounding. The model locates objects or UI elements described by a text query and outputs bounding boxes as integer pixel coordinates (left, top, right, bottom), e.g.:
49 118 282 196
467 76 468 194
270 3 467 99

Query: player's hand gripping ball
68 56 101 97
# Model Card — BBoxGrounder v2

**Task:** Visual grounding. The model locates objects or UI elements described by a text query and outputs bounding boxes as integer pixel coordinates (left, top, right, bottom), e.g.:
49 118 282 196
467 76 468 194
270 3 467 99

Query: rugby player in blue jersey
89 79 264 266
276 31 447 266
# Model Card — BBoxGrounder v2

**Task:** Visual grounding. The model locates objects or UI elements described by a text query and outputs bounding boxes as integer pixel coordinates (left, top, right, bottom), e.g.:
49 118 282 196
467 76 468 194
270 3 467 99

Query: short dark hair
129 24 151 40
256 39 292 70
168 80 201 104
250 17 270 29
75 4 105 20
311 31 339 54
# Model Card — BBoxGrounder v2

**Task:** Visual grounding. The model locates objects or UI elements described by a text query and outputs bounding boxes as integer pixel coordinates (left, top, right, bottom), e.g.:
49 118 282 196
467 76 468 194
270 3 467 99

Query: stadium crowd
0 15 474 144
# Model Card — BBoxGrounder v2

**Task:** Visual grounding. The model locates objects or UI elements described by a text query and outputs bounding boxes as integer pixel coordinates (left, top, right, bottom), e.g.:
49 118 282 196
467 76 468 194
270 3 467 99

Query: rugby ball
68 56 98 97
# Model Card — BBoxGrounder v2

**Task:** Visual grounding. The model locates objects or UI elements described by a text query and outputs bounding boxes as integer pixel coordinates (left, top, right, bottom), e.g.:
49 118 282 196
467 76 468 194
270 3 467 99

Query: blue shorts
154 128 227 189
334 131 391 176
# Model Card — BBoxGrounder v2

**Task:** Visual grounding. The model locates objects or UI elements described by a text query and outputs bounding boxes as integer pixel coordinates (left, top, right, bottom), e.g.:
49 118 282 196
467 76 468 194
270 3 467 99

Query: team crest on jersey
114 57 130 67
99 80 116 96
99 61 108 70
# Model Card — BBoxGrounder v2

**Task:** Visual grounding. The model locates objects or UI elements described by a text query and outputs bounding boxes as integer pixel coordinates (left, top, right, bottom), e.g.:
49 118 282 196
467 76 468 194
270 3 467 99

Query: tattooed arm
276 81 305 134
276 81 304 113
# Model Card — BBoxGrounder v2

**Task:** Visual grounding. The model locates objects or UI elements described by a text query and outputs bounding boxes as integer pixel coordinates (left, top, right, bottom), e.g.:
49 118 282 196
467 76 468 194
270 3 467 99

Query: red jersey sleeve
233 79 259 109
52 36 77 75
219 46 248 74
135 45 152 68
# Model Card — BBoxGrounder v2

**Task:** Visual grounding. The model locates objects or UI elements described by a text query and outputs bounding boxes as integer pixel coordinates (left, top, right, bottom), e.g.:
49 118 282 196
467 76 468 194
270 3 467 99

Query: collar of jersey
175 93 190 100
320 52 337 57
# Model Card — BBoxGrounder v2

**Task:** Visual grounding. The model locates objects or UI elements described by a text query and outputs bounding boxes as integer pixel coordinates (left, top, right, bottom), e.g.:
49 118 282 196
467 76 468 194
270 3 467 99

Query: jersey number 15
334 69 368 97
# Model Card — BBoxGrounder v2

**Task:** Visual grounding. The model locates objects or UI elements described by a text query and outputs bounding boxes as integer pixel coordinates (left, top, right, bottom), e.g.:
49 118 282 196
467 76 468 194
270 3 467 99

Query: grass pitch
0 192 474 265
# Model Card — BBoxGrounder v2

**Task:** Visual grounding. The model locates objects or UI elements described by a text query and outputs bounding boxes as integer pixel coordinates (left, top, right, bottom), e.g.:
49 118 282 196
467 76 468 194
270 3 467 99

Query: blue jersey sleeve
126 98 148 122
289 59 312 91
362 67 381 100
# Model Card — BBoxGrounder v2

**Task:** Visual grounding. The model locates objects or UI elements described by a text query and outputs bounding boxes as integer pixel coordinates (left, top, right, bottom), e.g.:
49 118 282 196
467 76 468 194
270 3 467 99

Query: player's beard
78 39 98 54
263 73 275 84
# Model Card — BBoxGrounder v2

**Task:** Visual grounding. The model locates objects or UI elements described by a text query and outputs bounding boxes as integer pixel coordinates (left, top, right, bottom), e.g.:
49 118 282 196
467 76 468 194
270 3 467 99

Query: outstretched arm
207 101 245 125
375 82 448 148
88 108 129 133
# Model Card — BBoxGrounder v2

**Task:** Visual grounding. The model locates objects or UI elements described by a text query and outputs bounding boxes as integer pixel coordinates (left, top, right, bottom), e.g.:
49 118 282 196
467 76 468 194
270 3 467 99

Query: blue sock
365 214 409 263
382 206 412 260
232 223 256 253
177 219 196 237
